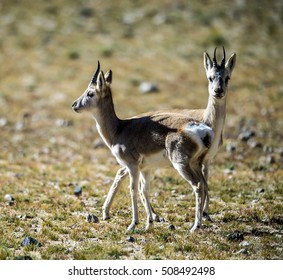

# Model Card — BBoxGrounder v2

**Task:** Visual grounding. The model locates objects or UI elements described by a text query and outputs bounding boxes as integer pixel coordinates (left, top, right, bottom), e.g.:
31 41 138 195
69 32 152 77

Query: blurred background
0 0 283 144
1 0 282 172
1 0 282 146
0 0 282 259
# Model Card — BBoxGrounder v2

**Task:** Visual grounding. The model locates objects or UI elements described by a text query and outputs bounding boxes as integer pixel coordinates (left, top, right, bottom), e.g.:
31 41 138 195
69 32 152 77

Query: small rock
68 50 80 60
263 145 273 153
21 236 42 247
122 10 145 25
226 143 236 152
154 191 161 197
0 118 8 127
168 224 176 230
266 155 276 164
126 236 135 243
14 173 24 179
247 139 263 149
15 121 25 131
227 232 244 241
79 7 94 18
256 188 265 193
139 82 159 94
239 241 250 247
238 130 256 142
56 119 73 127
235 248 248 255
74 186 82 196
153 13 167 25
4 194 15 205
251 199 259 204
87 214 99 223
223 167 235 175
17 214 33 220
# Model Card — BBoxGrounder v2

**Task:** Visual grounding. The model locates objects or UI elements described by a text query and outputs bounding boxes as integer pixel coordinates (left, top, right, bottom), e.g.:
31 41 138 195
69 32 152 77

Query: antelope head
72 61 112 113
204 47 236 100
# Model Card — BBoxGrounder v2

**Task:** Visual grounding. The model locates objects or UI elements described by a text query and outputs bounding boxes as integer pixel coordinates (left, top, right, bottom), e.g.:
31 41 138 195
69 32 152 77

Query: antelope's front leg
202 164 212 222
127 166 140 232
102 167 128 220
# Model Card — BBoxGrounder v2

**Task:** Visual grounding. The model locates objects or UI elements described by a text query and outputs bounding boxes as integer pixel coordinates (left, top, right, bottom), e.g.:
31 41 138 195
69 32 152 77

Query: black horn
90 60 100 84
213 47 217 67
221 46 226 68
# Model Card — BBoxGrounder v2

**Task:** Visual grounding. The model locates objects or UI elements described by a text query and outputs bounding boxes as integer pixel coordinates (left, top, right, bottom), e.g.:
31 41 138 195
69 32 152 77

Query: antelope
72 63 215 233
176 47 236 220
89 47 237 227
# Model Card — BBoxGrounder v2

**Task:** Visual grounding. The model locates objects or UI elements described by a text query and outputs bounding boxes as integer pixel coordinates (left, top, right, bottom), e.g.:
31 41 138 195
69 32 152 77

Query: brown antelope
175 47 236 220
84 47 236 230
72 63 216 233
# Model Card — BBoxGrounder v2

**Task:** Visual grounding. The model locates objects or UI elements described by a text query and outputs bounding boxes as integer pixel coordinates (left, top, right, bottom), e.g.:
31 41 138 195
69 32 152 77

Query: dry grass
0 0 282 260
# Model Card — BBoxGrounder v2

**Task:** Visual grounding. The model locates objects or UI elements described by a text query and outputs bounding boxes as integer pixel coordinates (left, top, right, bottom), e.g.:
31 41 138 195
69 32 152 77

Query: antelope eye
87 91 94 97
225 77 230 84
208 77 213 82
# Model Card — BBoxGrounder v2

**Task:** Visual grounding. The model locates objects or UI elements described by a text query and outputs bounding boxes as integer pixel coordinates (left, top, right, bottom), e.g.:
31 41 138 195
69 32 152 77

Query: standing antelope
72 63 215 233
176 47 236 220
92 47 236 226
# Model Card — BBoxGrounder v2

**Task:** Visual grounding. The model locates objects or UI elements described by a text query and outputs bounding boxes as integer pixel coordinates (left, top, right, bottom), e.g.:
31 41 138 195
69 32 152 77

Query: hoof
145 220 153 231
189 224 201 234
127 222 138 232
102 212 110 220
153 213 160 222
203 212 213 222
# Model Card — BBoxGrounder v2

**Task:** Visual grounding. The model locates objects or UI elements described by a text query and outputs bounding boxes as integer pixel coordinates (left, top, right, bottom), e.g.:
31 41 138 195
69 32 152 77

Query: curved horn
221 46 226 68
90 60 100 85
213 47 217 67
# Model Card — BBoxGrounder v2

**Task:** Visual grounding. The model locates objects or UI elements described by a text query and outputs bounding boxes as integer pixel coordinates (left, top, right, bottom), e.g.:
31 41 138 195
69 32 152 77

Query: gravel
227 232 244 241
139 82 159 94
126 236 135 243
21 236 42 247
4 194 15 205
238 130 256 142
74 186 82 197
168 224 176 230
87 214 99 223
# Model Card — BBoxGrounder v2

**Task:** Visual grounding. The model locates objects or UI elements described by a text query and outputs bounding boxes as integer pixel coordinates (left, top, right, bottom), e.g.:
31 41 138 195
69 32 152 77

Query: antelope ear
204 52 213 71
225 53 236 75
105 70 112 84
97 71 106 93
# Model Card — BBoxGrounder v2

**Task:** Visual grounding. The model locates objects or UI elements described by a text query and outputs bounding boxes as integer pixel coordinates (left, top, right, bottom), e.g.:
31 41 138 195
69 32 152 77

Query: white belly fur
140 150 171 171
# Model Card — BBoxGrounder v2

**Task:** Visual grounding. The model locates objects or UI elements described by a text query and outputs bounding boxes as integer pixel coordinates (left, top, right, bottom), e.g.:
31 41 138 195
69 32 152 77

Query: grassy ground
0 0 282 260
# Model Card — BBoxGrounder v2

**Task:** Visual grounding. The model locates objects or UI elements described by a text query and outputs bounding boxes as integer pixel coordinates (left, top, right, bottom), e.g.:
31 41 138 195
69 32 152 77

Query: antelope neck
92 92 120 148
203 94 226 150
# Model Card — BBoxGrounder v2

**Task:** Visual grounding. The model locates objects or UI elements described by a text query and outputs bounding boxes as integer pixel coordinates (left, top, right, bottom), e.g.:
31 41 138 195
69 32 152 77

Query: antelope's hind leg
202 164 213 222
173 162 206 234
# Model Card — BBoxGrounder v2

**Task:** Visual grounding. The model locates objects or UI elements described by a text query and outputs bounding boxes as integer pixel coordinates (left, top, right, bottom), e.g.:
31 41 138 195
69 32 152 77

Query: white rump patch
185 123 214 147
